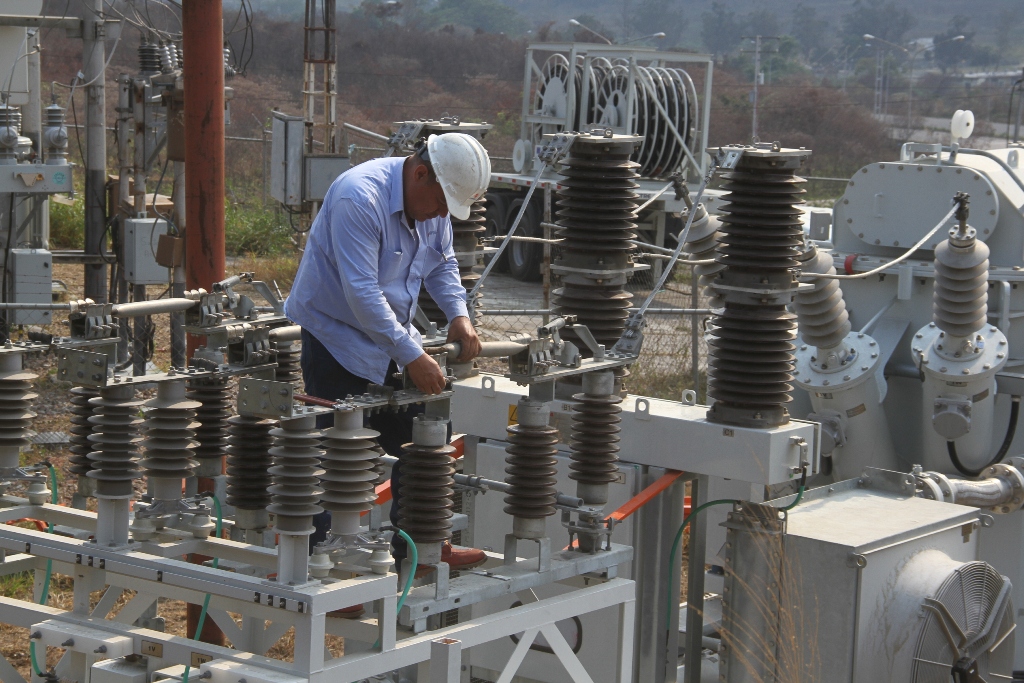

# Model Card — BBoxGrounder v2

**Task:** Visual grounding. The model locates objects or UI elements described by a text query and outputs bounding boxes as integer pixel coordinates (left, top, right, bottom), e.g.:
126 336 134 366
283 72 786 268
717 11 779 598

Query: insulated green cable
182 494 223 683
370 528 419 652
30 465 59 678
665 477 807 632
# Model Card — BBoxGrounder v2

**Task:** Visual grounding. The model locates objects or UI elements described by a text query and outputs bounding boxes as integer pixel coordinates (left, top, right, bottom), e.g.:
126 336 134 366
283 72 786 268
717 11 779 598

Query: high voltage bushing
569 370 621 552
267 412 324 585
185 375 231 476
418 196 486 326
320 408 380 537
0 352 36 472
225 414 275 531
552 132 642 353
87 384 142 547
681 203 725 309
794 244 851 351
398 416 455 565
705 144 810 429
504 397 559 540
69 387 99 492
0 104 22 163
272 340 302 386
138 40 162 75
139 381 199 503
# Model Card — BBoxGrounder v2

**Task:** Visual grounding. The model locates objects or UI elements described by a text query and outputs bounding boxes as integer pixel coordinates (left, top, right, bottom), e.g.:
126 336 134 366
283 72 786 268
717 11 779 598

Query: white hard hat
425 133 491 221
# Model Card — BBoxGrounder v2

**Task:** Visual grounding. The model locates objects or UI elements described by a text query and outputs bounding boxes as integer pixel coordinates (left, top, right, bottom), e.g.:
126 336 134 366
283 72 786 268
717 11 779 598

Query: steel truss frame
0 499 635 683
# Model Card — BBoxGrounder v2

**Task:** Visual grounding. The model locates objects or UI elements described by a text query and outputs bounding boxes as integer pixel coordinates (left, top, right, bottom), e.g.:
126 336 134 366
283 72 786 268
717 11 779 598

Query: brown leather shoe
414 542 487 579
326 604 365 619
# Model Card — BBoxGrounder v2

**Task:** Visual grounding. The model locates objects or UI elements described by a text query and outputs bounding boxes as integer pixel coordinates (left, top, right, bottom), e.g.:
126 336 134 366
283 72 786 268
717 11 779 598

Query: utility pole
183 0 226 355
873 47 884 116
741 36 778 142
83 0 108 302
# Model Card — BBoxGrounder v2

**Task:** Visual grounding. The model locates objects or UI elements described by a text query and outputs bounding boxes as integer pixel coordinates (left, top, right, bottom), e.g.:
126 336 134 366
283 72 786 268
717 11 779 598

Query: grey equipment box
304 154 350 202
122 217 169 285
9 248 52 325
270 111 304 206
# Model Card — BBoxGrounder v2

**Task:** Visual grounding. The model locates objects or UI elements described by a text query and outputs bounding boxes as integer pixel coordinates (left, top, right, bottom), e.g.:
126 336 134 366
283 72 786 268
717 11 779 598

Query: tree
839 0 914 49
427 0 527 35
746 8 780 38
701 1 744 58
790 3 830 60
628 0 685 46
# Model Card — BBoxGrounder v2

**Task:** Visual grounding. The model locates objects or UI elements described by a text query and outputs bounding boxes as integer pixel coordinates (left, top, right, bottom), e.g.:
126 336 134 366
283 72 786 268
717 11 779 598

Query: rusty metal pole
183 0 225 356
182 0 226 648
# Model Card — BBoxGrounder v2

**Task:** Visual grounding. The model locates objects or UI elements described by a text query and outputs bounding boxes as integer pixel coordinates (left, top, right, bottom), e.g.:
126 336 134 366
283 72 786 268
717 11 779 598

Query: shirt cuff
442 299 470 324
394 334 425 367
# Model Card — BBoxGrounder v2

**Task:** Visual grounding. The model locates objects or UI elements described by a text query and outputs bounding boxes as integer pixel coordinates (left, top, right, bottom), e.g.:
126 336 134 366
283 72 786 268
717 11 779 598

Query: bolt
61 639 74 647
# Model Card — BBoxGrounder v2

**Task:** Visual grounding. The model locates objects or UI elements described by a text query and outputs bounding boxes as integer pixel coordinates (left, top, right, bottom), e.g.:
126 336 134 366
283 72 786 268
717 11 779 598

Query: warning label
508 404 518 426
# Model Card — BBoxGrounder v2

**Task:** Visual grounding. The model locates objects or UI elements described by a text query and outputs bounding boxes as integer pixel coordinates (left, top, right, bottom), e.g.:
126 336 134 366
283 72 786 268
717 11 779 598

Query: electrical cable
948 396 1021 477
181 493 223 683
635 160 717 318
664 467 806 632
812 204 958 280
370 526 418 651
29 464 59 678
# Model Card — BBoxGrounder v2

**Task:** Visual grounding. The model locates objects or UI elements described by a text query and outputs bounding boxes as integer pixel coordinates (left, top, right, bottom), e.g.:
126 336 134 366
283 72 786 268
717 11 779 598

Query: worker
284 132 490 583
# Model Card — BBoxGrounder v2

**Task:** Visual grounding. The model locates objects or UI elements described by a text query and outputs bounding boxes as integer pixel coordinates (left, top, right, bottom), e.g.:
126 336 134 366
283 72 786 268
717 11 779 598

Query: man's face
406 161 449 223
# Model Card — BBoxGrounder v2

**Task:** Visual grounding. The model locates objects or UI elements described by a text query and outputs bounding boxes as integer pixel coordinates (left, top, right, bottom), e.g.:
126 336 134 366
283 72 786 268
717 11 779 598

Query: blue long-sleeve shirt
284 157 469 384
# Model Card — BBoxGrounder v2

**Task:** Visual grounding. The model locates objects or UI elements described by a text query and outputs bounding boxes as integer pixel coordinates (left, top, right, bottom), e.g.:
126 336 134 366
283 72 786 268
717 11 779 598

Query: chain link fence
475 251 709 402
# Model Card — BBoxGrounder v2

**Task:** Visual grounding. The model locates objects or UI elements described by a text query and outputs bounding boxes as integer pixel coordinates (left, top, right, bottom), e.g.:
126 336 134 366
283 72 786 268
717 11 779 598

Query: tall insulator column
320 408 379 537
705 144 810 429
87 384 142 547
267 412 324 585
504 397 559 539
225 414 275 534
551 132 642 353
397 416 455 565
139 381 199 503
913 195 1008 473
186 375 231 480
69 386 99 502
792 244 899 478
0 351 36 471
569 370 621 552
418 196 486 326
681 204 725 309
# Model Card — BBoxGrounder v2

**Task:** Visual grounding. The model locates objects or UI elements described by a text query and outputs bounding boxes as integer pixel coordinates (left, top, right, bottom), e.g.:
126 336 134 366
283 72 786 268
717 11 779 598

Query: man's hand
446 316 481 362
407 353 446 395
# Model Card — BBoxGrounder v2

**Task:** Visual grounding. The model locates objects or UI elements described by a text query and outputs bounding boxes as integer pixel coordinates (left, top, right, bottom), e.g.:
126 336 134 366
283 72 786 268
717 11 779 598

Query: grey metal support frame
684 475 708 683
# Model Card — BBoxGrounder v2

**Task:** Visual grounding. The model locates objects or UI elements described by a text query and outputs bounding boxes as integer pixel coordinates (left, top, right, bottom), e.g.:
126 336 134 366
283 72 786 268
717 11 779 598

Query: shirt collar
388 157 407 220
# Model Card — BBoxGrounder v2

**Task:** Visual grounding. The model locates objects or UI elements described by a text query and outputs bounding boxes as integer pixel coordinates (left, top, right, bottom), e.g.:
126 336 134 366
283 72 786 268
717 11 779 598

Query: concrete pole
183 0 225 356
83 0 108 302
182 0 226 647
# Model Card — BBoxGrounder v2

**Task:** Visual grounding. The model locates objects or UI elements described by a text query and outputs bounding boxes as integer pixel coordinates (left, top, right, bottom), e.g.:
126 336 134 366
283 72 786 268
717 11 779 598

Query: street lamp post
569 19 612 45
863 33 965 135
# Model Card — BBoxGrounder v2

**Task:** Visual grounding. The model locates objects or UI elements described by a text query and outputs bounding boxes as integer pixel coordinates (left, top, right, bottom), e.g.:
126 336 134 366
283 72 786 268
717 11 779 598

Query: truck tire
484 192 509 272
505 197 543 283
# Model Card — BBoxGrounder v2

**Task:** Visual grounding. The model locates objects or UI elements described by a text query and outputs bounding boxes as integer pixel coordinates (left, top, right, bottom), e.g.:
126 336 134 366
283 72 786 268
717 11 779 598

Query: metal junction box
720 476 990 683
303 154 349 202
270 112 304 206
9 248 52 325
122 217 169 285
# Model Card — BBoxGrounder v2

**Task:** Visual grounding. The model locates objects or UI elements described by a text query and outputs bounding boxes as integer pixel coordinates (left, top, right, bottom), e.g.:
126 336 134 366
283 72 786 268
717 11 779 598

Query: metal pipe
342 122 389 143
423 340 530 358
0 14 80 28
111 298 196 318
268 325 302 342
478 308 712 316
183 0 226 356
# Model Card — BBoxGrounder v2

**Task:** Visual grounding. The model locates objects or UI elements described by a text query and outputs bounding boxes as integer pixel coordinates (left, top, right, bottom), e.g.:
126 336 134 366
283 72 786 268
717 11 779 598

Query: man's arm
331 199 446 393
423 220 480 361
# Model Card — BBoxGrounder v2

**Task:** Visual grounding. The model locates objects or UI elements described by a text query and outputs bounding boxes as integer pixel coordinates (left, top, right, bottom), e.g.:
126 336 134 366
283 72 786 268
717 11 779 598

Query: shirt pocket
418 245 446 280
379 249 405 284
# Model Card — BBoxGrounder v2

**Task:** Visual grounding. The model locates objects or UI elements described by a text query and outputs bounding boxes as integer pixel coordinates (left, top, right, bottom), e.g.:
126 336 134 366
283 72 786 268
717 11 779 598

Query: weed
225 201 295 256
49 196 84 249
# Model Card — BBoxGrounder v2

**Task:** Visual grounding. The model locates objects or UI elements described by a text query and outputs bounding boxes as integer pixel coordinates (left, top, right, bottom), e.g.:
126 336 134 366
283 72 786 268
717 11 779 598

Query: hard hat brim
443 189 473 221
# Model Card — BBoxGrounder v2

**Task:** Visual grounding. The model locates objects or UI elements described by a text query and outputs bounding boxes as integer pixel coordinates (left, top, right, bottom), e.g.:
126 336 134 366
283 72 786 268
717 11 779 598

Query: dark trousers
300 329 419 559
